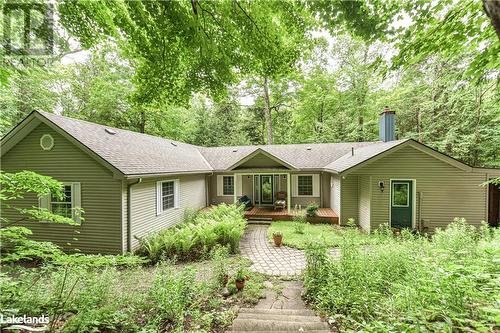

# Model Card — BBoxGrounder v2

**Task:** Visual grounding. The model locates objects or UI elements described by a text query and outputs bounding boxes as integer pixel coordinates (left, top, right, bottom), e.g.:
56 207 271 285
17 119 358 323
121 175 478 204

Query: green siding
352 145 487 232
1 123 123 254
340 175 358 225
129 174 206 250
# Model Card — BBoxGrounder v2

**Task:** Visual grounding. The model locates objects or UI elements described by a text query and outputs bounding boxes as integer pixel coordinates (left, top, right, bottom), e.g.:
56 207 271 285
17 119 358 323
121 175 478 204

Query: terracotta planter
273 234 283 247
235 279 245 291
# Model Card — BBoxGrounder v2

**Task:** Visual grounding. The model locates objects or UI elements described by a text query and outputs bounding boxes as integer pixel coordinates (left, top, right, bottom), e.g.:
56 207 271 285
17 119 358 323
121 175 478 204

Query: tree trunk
483 0 500 40
262 76 273 145
139 111 146 133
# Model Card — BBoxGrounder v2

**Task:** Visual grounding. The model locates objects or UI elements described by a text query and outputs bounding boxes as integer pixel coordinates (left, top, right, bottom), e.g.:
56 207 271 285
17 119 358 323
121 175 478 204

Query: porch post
287 173 291 214
233 173 237 204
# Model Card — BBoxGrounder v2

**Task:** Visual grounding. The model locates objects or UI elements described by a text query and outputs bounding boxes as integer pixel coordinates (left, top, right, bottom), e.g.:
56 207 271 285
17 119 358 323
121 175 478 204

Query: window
156 180 179 214
223 176 234 196
51 184 73 218
39 182 81 223
392 182 409 207
297 175 313 196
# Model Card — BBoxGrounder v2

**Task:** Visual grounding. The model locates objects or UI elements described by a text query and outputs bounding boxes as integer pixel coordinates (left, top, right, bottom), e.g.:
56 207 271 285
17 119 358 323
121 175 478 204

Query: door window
392 182 409 207
261 176 273 203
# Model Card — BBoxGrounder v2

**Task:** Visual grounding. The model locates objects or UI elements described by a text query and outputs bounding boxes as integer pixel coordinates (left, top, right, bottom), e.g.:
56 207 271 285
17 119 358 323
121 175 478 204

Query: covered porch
233 171 292 213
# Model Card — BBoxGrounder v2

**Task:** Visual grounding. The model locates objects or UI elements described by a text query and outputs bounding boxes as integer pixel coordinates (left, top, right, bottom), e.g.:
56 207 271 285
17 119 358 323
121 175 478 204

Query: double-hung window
51 184 73 218
297 175 313 196
39 182 82 223
222 176 234 196
156 180 180 215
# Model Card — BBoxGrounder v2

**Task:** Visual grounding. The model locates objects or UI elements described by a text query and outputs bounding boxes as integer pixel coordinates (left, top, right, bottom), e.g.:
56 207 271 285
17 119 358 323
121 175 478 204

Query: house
1 109 499 254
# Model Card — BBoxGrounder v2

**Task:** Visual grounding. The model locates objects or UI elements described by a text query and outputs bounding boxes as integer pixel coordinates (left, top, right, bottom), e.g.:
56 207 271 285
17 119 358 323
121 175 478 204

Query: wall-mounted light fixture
378 181 385 192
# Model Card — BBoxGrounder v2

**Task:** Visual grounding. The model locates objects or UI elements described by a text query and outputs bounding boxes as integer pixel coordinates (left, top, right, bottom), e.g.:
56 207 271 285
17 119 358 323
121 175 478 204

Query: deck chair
274 191 287 210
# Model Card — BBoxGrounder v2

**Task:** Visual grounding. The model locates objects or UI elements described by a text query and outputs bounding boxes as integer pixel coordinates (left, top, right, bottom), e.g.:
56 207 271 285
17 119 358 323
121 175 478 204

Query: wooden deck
243 206 339 224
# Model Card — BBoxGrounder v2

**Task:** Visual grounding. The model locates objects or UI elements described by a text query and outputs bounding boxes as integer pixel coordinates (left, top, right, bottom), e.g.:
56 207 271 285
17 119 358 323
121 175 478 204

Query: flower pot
273 235 283 247
235 279 245 291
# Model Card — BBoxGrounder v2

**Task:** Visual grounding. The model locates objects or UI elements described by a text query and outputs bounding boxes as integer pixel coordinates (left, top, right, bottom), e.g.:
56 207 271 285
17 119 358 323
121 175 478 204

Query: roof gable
327 139 472 174
229 148 296 170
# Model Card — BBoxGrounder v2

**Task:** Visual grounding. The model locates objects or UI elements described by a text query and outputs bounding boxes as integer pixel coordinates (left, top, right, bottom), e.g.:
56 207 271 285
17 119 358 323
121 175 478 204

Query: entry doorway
260 175 274 205
488 181 500 227
390 179 415 229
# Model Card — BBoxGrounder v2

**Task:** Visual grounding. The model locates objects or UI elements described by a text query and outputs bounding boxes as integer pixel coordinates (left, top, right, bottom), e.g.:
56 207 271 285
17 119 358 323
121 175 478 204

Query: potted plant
273 231 283 247
234 267 249 291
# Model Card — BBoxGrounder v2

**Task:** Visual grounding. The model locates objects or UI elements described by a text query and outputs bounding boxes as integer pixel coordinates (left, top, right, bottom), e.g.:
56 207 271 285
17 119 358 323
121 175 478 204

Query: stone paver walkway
240 225 340 276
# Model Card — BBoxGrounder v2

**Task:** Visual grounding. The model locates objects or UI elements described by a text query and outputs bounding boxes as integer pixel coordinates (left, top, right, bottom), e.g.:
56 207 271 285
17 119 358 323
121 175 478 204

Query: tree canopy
1 0 498 167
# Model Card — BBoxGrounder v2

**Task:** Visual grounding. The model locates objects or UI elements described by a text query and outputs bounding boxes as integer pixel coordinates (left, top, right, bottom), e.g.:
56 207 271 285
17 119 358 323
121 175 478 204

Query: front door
390 180 413 229
260 175 273 204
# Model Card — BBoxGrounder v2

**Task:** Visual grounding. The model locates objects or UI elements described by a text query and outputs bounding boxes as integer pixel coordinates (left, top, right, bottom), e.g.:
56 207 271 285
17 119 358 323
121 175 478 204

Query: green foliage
305 202 319 217
303 219 500 332
1 255 262 332
292 212 307 234
268 221 376 250
0 171 82 264
57 0 313 105
138 204 247 262
233 266 249 282
293 222 306 235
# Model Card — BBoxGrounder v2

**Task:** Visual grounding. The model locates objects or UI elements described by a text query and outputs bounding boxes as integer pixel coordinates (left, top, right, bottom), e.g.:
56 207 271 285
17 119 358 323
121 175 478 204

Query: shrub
305 202 319 217
304 219 500 332
292 212 307 234
1 255 260 332
138 204 246 262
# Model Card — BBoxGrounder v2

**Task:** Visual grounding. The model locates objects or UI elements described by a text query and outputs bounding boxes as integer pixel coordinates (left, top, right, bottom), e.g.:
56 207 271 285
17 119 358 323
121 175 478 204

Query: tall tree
57 0 314 136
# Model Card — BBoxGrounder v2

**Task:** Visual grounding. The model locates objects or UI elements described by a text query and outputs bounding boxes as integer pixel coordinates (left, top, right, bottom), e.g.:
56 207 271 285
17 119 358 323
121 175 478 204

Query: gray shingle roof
39 111 212 175
199 142 383 171
35 111 411 175
324 139 408 173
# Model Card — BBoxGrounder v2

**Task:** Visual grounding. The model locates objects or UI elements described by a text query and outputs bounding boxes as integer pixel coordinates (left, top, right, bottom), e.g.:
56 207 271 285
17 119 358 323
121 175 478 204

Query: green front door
260 175 273 204
390 180 413 229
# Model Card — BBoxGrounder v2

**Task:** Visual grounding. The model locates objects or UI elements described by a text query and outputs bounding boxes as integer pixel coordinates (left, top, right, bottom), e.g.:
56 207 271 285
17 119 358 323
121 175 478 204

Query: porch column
233 174 237 204
287 173 291 214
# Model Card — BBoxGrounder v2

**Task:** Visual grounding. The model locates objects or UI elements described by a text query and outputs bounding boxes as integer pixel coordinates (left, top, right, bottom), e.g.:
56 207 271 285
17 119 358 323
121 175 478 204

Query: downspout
127 178 142 252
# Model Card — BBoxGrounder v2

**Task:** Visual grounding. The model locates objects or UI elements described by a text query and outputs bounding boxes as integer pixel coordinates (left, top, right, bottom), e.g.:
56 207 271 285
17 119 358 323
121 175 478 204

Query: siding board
1 123 122 254
340 175 358 225
129 174 206 250
351 145 487 231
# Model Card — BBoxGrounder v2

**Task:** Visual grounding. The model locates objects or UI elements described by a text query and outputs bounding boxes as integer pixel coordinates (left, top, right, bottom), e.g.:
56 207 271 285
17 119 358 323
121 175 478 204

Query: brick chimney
379 106 396 142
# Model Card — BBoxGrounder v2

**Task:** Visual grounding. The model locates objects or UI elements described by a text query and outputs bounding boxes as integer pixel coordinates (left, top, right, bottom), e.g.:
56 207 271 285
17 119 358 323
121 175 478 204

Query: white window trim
222 175 235 196
156 179 180 215
40 182 81 223
295 174 318 197
40 134 54 150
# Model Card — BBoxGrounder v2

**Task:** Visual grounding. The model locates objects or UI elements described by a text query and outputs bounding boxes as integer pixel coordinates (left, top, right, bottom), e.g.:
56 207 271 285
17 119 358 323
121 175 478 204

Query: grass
303 219 500 332
267 220 374 249
1 250 265 333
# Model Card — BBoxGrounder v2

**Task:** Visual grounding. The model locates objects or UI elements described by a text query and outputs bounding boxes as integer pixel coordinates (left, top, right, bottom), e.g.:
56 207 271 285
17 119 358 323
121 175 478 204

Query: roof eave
124 170 213 179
